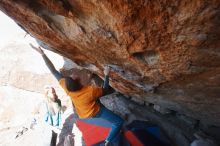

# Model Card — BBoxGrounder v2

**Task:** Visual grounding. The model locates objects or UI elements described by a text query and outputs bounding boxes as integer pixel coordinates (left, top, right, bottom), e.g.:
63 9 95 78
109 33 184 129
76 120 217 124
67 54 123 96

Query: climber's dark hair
64 77 82 92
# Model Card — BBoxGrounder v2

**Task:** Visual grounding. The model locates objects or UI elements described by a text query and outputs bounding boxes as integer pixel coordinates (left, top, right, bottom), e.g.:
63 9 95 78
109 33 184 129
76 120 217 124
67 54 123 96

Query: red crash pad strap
124 131 144 146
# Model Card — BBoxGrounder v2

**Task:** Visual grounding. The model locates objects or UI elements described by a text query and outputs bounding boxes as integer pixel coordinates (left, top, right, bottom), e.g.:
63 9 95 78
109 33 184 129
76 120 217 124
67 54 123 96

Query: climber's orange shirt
59 78 103 118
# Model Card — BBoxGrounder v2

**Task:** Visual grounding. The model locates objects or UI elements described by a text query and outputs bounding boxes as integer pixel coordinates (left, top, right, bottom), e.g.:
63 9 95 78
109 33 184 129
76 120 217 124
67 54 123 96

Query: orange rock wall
0 0 220 126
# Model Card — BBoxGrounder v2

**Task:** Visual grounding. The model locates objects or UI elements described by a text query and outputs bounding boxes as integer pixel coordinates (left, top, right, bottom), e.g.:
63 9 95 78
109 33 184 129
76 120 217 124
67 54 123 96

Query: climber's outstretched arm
30 43 63 81
41 54 63 80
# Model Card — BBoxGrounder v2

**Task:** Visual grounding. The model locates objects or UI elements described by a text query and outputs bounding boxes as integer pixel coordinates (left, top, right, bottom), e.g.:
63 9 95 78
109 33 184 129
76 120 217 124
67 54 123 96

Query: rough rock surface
0 0 220 127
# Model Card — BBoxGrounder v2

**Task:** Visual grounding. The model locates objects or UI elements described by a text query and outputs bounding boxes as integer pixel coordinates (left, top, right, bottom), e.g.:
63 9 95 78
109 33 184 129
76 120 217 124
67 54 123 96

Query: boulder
0 0 220 127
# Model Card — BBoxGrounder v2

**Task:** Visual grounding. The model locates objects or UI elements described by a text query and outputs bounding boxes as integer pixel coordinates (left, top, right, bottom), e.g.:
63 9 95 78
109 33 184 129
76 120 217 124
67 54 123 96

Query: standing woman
44 86 62 127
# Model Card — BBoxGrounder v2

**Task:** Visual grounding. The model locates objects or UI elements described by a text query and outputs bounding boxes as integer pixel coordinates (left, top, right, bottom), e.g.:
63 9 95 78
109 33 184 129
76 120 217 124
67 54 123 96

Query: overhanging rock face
0 0 220 126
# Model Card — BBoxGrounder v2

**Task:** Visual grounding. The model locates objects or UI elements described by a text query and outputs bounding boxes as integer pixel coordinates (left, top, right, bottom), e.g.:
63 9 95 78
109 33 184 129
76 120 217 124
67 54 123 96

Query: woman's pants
45 112 61 126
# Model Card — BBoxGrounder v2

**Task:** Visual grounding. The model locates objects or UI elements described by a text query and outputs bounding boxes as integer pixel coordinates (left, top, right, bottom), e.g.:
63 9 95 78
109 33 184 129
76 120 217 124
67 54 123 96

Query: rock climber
30 43 124 146
44 86 62 127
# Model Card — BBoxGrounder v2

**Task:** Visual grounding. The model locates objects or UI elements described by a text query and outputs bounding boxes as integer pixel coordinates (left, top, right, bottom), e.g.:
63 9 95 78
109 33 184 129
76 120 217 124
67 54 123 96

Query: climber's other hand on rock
104 66 110 76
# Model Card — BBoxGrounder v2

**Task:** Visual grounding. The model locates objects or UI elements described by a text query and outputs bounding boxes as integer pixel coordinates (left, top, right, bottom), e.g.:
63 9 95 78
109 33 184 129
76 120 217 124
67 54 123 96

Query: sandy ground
0 85 47 146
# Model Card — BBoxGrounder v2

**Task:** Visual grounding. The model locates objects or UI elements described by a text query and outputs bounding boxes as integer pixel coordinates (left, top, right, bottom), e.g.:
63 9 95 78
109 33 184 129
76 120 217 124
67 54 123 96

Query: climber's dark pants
94 106 124 142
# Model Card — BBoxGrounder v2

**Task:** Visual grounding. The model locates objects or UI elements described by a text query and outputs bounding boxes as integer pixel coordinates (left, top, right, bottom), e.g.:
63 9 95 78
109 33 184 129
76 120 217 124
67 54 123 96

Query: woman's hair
45 87 58 103
51 87 58 100
64 77 82 92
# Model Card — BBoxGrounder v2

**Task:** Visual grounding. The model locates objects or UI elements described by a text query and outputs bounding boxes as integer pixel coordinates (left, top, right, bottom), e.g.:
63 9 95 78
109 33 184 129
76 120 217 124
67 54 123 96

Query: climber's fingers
104 65 110 76
29 43 44 55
